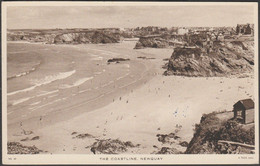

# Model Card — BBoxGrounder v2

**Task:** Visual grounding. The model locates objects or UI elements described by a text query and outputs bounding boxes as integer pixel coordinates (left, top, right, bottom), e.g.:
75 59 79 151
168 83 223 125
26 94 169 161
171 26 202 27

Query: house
177 28 189 35
233 99 254 124
236 24 253 35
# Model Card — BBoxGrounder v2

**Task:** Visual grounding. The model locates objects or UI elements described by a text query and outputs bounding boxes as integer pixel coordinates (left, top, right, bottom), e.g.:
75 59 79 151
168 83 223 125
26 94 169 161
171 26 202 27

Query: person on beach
38 116 43 126
20 122 23 134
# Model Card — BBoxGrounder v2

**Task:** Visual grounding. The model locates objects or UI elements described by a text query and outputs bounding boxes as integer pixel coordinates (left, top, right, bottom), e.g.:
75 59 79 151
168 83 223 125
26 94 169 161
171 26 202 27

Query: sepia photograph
1 1 259 164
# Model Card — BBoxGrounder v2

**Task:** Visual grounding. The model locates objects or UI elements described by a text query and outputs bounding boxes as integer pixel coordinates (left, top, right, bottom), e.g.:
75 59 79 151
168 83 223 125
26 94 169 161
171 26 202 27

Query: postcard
2 1 259 164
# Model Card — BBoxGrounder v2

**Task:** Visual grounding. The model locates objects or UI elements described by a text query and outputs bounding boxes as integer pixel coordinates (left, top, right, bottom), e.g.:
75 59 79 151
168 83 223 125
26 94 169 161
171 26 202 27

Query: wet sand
7 40 254 154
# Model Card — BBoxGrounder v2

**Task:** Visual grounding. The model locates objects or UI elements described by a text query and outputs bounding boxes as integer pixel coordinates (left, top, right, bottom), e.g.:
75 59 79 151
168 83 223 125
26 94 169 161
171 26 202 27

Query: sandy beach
7 40 254 154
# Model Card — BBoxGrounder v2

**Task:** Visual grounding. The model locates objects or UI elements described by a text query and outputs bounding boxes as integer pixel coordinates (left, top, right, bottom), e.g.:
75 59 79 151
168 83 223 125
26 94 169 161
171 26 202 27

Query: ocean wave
90 48 119 56
36 90 59 97
60 76 93 89
7 70 75 96
91 57 103 61
7 63 40 80
89 54 98 57
30 101 41 106
12 97 31 106
29 97 68 112
11 90 59 106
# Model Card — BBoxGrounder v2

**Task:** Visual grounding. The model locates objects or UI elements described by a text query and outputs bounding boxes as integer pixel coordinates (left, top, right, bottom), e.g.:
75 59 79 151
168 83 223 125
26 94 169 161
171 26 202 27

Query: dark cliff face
134 34 185 49
134 36 170 49
53 31 120 44
164 40 254 77
7 30 121 44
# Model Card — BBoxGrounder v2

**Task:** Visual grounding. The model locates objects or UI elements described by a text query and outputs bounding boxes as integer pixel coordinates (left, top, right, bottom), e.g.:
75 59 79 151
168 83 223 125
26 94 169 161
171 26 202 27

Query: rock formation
134 34 185 49
164 40 254 77
185 112 255 154
7 30 122 44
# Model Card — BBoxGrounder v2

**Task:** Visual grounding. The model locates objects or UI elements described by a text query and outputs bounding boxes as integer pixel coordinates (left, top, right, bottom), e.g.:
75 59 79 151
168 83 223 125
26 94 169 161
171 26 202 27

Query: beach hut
233 99 254 124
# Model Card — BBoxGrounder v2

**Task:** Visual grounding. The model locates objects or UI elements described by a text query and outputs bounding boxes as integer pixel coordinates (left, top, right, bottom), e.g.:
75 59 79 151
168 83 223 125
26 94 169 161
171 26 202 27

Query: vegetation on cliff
185 112 255 154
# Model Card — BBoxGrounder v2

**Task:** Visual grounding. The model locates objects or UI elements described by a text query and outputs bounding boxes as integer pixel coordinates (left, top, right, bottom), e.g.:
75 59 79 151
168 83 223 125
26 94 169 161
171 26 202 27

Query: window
237 110 242 117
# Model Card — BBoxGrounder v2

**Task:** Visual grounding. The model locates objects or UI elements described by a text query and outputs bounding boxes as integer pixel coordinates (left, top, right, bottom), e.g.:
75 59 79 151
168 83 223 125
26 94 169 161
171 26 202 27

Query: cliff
164 40 254 77
53 31 120 44
185 112 255 154
134 34 186 49
7 29 122 44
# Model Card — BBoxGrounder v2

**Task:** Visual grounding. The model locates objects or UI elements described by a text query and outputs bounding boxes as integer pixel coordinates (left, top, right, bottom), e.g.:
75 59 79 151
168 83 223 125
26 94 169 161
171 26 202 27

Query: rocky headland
185 111 255 154
7 29 124 44
164 39 254 77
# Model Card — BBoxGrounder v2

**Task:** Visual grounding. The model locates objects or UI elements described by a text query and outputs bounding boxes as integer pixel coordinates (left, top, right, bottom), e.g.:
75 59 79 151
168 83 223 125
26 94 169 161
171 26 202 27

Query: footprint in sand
103 129 107 136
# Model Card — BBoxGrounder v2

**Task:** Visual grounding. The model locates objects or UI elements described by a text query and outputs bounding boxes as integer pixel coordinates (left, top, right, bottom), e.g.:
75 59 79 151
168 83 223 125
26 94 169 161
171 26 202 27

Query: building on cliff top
236 24 253 35
233 99 254 124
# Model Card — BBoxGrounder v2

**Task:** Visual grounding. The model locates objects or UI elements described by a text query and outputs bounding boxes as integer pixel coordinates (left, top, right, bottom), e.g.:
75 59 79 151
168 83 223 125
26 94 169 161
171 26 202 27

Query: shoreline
7 41 254 154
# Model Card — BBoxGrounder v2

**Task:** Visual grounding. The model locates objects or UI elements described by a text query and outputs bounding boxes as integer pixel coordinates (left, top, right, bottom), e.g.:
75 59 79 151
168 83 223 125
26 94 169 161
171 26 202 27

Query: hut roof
234 99 254 110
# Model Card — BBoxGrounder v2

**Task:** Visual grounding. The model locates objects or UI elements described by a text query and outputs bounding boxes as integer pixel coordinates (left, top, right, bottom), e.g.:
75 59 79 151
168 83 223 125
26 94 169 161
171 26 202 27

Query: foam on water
12 90 59 106
30 97 68 112
36 90 59 97
116 73 130 81
7 63 39 80
60 76 94 89
90 48 119 56
78 88 92 94
8 86 36 96
91 57 103 61
30 101 41 106
32 70 76 86
12 97 31 106
89 54 98 57
8 51 30 54
8 70 75 96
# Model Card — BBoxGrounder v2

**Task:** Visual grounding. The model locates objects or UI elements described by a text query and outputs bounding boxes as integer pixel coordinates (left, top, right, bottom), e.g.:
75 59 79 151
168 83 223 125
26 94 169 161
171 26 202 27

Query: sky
6 4 255 29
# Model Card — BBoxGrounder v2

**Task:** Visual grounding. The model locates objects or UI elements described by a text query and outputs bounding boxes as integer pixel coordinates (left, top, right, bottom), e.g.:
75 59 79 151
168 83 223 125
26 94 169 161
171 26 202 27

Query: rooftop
234 99 254 110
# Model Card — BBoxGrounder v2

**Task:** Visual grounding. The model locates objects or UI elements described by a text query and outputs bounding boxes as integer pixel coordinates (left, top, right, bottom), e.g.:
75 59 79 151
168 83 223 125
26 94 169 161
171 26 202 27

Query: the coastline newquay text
99 157 163 161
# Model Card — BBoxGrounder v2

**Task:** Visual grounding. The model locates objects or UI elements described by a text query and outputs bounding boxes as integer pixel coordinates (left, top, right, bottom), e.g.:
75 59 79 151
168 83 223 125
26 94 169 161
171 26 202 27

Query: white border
2 2 259 164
